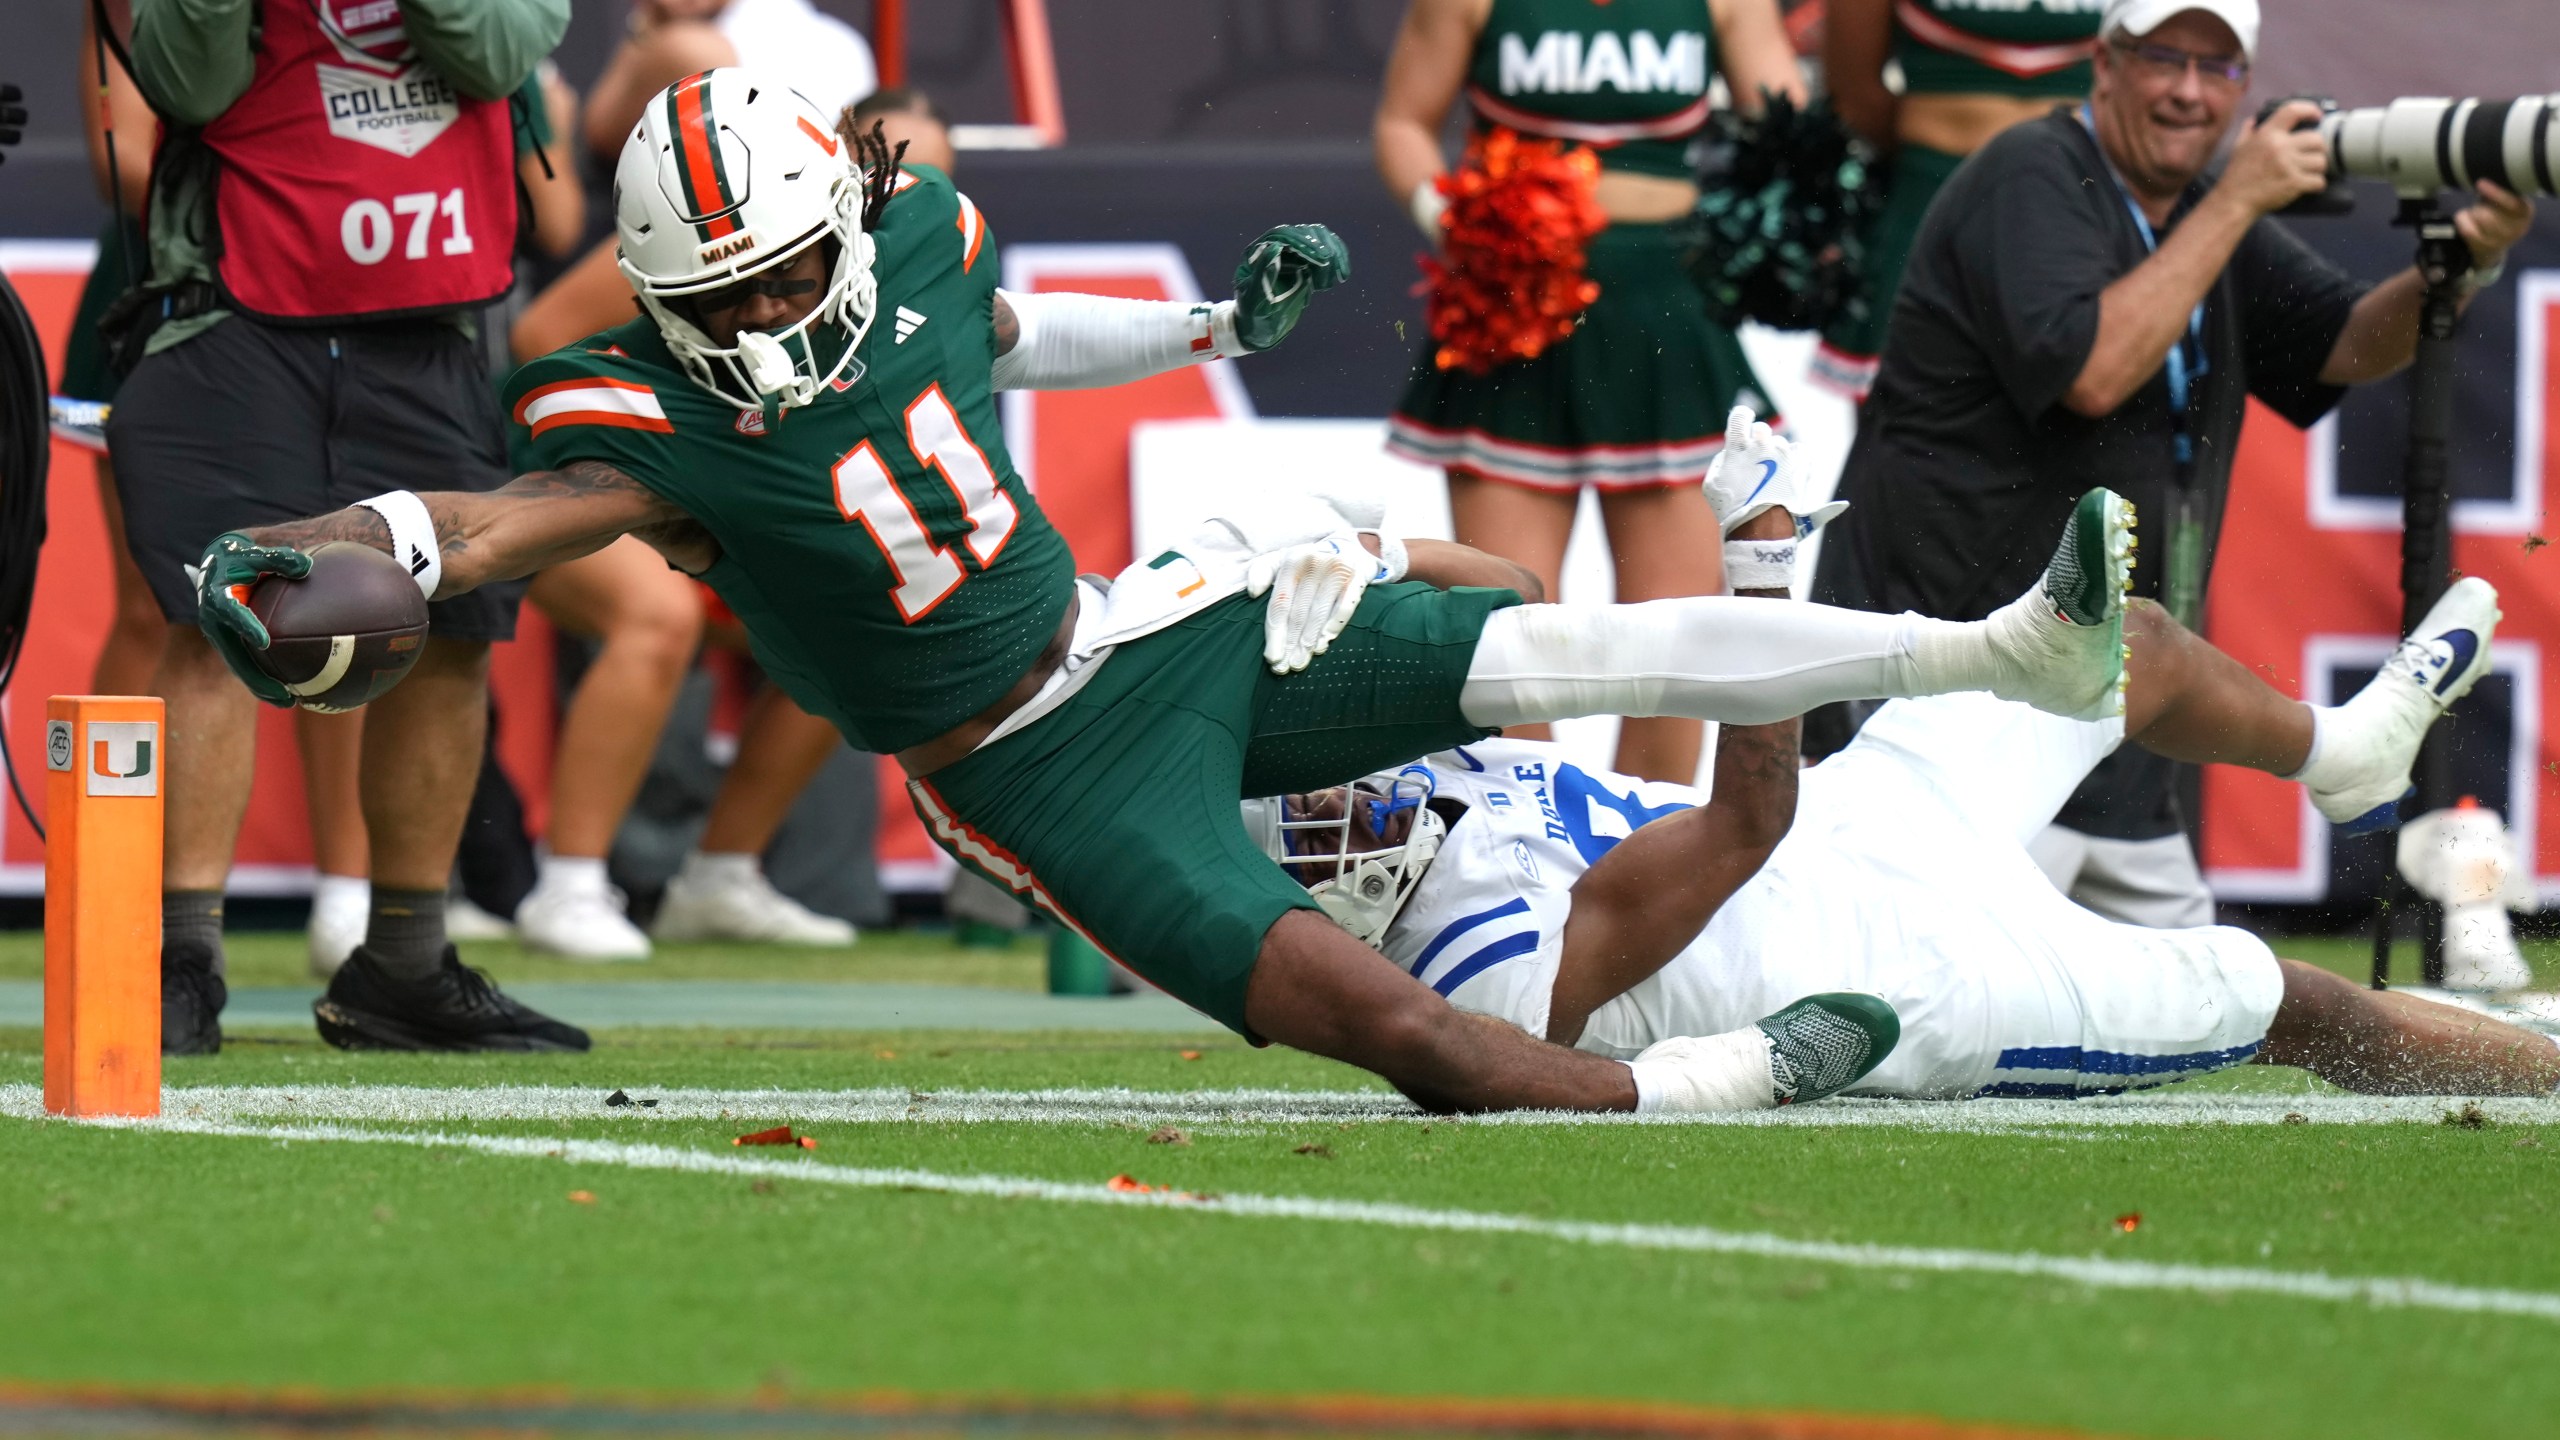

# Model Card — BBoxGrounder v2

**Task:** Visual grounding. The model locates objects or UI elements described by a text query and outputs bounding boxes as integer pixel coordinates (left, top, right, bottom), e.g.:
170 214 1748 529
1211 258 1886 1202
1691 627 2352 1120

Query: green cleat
1985 487 2136 721
1758 991 1901 1105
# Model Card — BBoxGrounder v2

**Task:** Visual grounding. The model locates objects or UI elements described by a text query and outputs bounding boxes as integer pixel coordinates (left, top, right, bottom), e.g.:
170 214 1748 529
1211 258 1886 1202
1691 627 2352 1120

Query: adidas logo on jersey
893 306 928 344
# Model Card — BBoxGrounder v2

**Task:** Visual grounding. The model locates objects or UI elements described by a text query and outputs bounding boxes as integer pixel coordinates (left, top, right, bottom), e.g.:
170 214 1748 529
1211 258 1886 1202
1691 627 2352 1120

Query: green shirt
502 167 1076 756
125 0 567 353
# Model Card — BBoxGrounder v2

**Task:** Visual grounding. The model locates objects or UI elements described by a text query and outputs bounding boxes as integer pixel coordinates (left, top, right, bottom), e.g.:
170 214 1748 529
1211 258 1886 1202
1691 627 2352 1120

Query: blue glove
193 531 311 707
1232 224 1350 352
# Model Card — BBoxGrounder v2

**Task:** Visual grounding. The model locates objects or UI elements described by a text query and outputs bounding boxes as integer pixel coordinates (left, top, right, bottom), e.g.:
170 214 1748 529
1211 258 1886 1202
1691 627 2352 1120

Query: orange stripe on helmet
668 73 740 240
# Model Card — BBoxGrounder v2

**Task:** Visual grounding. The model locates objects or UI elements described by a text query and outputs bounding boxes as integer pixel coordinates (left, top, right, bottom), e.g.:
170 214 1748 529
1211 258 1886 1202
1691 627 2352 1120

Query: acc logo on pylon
85 721 159 798
45 721 72 773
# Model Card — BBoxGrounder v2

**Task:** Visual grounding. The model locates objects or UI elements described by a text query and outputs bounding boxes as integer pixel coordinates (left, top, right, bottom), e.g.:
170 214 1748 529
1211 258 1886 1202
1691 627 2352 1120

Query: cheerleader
1812 0 2102 400
1377 0 1804 781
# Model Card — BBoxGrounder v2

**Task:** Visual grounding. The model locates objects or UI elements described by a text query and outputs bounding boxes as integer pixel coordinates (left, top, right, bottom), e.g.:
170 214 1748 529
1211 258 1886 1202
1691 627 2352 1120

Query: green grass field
4 930 2557 1440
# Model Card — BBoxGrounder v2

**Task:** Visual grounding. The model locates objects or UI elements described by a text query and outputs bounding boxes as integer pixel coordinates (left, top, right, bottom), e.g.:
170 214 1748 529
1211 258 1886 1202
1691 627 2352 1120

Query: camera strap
2082 105 2209 625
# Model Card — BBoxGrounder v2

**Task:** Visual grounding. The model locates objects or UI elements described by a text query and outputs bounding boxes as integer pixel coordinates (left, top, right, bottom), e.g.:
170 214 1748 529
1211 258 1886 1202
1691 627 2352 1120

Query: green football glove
1231 223 1350 353
194 531 312 707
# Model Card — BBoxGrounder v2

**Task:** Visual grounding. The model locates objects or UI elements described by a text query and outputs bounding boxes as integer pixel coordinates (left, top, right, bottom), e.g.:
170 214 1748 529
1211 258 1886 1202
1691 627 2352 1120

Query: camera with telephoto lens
2266 94 2560 214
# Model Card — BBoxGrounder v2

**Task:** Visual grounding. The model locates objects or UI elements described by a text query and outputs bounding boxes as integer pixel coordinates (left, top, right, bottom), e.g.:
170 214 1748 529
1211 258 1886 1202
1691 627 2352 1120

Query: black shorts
105 314 524 639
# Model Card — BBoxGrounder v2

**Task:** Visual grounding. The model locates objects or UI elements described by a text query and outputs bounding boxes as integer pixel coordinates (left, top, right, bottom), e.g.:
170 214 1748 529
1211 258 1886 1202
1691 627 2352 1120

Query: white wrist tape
1722 538 1800 593
1408 182 1448 239
354 490 440 599
1365 530 1410 584
990 289 1242 391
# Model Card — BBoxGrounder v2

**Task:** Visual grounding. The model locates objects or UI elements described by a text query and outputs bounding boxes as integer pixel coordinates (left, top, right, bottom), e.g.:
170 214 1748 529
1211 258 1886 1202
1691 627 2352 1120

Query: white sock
1459 599 1937 729
1627 1030 1777 1114
2279 705 2335 784
1626 1059 1671 1115
2294 684 2427 799
681 851 760 885
1906 614 2003 695
2289 685 2425 798
539 854 610 895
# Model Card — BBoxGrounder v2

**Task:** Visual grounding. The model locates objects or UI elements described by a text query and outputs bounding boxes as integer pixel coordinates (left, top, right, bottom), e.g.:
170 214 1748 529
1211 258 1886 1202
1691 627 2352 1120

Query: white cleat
1982 487 2135 721
2305 577 2502 836
653 858 857 946
515 878 652 963
307 875 369 979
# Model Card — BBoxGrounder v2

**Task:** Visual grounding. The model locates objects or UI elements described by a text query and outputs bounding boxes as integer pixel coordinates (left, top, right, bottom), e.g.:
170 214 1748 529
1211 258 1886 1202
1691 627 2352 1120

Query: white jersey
1380 697 2285 1099
1376 740 1702 1036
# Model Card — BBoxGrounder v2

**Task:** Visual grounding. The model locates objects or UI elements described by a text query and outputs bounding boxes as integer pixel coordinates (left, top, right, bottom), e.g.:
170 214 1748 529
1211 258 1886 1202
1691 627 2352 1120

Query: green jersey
1890 0 2100 100
502 165 1074 755
1465 0 1714 179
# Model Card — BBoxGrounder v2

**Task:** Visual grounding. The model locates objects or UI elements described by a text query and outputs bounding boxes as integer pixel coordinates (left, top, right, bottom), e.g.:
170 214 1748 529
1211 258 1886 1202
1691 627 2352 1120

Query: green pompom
1677 95 1890 332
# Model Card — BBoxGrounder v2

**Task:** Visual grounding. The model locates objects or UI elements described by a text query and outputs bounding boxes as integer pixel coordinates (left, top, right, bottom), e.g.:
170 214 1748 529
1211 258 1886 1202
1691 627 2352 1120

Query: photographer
106 0 581 1053
1809 0 2532 926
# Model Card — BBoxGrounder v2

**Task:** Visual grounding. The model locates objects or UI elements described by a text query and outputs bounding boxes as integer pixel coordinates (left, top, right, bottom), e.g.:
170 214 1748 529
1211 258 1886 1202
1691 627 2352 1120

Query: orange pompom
1420 129 1607 375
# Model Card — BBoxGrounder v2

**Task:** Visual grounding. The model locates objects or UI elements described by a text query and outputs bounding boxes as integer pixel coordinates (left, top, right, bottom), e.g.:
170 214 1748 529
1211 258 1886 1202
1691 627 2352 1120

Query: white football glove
1700 405 1847 538
1247 530 1408 674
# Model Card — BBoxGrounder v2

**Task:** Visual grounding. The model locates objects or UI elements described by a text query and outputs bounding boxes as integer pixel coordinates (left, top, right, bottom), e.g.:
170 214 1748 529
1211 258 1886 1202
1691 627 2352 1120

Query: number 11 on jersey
831 384 1022 622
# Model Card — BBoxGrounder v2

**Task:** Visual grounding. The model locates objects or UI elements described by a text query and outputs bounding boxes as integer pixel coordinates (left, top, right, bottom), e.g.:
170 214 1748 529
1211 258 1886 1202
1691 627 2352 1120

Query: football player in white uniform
1247 414 2560 1101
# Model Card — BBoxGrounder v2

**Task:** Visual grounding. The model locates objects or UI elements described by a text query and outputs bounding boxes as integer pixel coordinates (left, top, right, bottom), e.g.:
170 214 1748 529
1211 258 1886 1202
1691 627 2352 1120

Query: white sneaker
515 877 652 962
653 857 857 946
2303 577 2502 835
445 897 514 941
1982 487 2135 721
307 875 369 979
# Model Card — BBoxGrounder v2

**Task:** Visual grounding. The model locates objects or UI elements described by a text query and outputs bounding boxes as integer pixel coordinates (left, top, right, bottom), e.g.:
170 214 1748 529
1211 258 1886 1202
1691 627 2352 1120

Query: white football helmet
1241 764 1447 944
614 69 876 411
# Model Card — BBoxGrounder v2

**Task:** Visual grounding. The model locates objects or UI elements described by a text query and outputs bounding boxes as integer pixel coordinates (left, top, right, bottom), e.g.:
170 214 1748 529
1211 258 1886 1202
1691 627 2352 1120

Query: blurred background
4 0 2558 933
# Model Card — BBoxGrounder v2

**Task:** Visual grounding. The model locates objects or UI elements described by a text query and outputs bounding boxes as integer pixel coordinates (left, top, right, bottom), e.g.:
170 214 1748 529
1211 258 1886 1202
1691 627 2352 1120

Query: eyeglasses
685 272 820 319
2109 39 2250 89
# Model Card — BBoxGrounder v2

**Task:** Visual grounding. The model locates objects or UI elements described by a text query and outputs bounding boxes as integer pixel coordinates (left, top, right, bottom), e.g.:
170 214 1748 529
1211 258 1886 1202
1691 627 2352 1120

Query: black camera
2258 95 2354 216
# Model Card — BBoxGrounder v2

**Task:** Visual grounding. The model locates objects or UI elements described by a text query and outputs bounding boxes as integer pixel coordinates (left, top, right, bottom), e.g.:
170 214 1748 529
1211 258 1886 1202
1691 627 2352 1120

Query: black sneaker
314 945 591 1052
161 941 227 1056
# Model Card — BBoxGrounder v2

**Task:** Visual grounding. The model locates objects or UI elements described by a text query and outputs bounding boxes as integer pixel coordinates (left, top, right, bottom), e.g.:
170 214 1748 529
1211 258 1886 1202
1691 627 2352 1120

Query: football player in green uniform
197 70 2134 1112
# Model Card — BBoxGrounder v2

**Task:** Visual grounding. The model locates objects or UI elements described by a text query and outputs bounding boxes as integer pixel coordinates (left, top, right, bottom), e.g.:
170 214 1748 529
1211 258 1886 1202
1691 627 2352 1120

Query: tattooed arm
242 460 719 597
1543 507 1804 1046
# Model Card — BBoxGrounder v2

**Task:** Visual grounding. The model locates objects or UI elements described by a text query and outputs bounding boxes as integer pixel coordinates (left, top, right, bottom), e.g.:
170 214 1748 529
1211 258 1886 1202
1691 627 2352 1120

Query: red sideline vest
198 0 517 322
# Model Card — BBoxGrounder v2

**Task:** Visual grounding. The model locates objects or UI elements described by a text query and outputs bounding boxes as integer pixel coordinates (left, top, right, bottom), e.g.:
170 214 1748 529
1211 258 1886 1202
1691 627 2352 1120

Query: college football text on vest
199 0 516 321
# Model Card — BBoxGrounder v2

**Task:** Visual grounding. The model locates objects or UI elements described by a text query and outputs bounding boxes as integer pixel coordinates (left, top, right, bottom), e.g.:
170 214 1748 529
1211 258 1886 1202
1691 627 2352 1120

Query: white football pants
1458 598 1953 730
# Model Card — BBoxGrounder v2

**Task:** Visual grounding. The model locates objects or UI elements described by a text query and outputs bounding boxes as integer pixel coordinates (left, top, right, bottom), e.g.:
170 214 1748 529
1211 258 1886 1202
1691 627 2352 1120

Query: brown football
246 541 431 712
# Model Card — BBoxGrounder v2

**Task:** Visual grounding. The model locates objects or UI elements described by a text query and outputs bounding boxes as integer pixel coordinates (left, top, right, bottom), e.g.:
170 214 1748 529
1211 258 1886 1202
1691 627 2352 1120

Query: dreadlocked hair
851 120 909 232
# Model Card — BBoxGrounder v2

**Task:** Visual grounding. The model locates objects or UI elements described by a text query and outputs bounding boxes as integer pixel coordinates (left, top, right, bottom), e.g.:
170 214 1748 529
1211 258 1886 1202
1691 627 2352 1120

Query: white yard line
3 1083 2556 1131
42 1110 2560 1325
